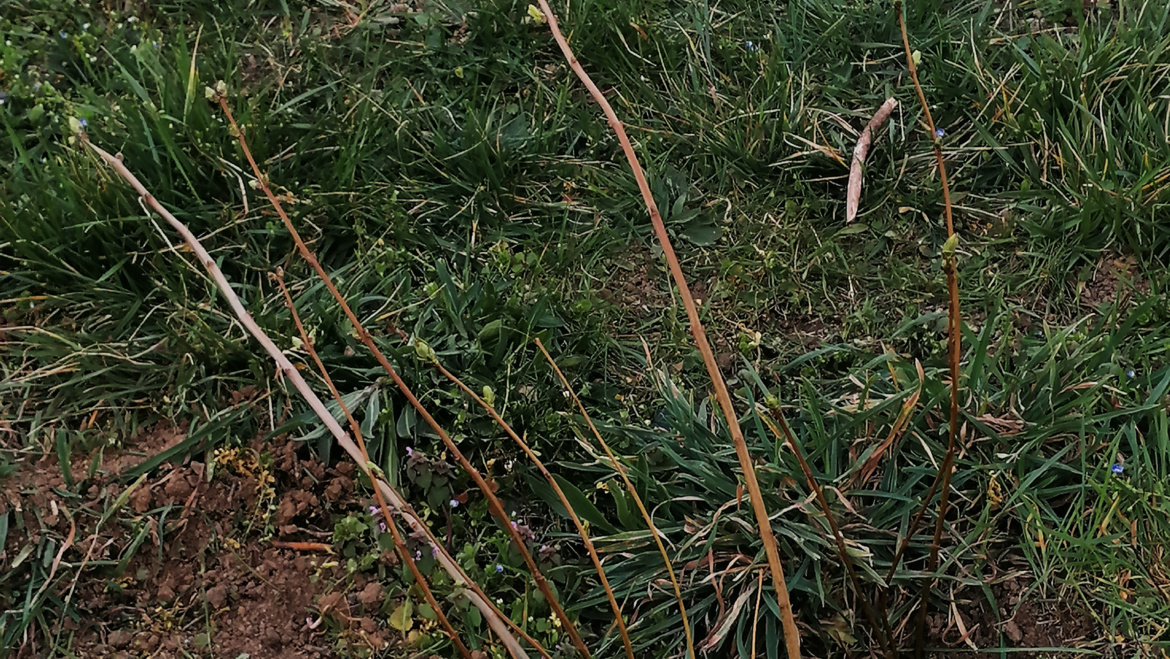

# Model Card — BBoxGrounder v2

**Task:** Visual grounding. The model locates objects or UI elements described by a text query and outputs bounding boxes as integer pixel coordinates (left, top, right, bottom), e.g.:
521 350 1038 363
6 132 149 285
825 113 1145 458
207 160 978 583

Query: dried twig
533 3 801 657
269 541 335 553
213 94 583 658
846 97 898 223
81 137 530 659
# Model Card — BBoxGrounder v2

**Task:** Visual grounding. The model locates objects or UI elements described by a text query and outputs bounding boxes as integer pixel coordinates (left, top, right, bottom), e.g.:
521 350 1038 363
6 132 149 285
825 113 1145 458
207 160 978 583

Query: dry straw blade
534 2 801 657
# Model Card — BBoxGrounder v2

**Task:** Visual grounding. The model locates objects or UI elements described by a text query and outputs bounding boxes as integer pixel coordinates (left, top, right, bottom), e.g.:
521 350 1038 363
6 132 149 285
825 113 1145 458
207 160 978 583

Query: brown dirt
596 245 671 318
1081 253 1149 309
1 421 394 658
926 577 1102 658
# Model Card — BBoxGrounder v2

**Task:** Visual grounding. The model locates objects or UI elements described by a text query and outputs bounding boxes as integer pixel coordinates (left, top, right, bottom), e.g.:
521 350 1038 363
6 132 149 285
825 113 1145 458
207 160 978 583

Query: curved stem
533 4 800 657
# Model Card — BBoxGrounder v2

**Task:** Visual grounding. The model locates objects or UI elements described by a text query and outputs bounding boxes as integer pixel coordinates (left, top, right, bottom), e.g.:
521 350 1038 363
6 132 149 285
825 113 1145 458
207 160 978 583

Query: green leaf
478 319 503 345
56 428 73 487
609 481 640 530
465 604 482 629
530 474 618 534
680 218 722 246
389 599 413 632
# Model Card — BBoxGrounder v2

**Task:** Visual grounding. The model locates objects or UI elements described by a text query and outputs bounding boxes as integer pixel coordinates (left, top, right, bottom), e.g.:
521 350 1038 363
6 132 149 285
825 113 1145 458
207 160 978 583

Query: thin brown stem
535 339 696 659
895 3 962 656
532 4 800 657
429 359 635 659
81 137 530 659
273 270 472 659
215 97 586 658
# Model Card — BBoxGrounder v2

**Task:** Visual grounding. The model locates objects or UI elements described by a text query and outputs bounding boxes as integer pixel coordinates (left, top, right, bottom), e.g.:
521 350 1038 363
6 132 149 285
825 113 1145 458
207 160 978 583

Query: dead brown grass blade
894 3 962 656
273 269 473 659
81 137 531 659
533 5 800 656
212 93 587 659
852 360 925 488
846 97 898 223
535 338 696 659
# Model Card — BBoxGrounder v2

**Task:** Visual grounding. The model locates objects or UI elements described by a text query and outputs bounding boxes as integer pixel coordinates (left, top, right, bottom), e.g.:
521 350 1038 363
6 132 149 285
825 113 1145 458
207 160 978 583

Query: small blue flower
449 499 459 508
59 31 68 39
1126 369 1136 379
78 117 87 128
934 128 946 138
1111 463 1124 475
495 564 504 573
744 40 759 52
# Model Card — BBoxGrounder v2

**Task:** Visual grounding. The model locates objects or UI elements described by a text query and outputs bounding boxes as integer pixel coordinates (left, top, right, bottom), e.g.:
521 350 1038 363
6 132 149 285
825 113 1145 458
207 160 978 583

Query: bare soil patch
1 421 396 658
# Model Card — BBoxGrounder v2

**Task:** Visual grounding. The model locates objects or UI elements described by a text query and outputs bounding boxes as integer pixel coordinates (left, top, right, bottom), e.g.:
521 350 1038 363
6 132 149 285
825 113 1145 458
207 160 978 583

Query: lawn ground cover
3 0 1170 657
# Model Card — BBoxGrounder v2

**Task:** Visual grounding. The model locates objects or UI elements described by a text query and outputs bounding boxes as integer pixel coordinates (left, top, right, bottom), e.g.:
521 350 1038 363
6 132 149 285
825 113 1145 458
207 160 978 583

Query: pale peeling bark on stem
846 97 898 223
82 138 530 659
533 3 801 658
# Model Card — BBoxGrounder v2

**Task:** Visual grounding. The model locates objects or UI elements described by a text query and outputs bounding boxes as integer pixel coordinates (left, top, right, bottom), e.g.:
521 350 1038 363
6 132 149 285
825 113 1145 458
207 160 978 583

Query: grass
3 0 1170 656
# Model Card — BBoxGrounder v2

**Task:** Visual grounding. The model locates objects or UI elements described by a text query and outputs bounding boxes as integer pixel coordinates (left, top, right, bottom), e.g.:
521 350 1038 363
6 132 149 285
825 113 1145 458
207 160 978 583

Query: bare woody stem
894 3 962 656
533 3 801 657
214 97 589 659
535 338 697 659
80 137 531 659
272 270 472 659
